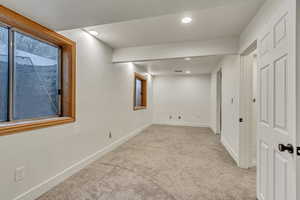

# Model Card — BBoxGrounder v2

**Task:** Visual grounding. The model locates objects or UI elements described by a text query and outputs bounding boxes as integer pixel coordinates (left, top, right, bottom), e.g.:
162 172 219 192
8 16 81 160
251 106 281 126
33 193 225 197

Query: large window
134 73 147 110
0 6 76 136
1 28 61 121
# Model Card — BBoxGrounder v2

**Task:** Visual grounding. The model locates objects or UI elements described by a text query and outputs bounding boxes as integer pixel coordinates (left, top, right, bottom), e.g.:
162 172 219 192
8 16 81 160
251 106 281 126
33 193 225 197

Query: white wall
0 29 153 200
153 75 211 127
211 55 240 163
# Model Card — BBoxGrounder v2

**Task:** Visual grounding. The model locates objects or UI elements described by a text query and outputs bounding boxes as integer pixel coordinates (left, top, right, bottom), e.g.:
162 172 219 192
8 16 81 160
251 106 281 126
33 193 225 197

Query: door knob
278 144 294 154
297 147 300 156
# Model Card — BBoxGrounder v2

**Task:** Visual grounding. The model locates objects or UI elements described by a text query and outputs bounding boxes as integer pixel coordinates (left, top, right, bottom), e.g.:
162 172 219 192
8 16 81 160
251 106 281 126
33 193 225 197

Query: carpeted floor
37 125 256 200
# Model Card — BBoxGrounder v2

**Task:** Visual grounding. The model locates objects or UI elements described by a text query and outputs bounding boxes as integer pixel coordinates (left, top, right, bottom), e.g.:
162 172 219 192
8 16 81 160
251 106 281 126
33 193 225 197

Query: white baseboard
13 124 151 200
154 121 209 128
251 159 257 167
221 137 239 165
208 126 217 134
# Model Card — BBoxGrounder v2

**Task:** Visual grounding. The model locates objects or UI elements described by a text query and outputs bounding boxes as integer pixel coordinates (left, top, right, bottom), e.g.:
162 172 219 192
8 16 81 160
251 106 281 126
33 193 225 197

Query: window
0 6 76 136
0 26 9 122
134 73 147 110
13 32 61 120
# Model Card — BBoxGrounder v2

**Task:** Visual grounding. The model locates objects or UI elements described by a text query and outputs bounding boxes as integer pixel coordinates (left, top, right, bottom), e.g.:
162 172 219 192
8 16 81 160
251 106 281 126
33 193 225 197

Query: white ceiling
135 55 223 75
2 0 264 31
1 0 264 75
85 0 264 48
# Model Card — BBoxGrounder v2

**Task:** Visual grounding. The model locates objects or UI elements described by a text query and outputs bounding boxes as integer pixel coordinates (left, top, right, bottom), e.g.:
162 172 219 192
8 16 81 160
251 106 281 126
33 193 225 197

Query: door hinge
297 147 300 156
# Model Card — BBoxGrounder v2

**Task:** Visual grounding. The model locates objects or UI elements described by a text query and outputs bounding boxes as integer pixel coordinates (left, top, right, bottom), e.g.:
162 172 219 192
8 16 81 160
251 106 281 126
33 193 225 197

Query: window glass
13 31 60 120
135 78 142 107
0 27 8 121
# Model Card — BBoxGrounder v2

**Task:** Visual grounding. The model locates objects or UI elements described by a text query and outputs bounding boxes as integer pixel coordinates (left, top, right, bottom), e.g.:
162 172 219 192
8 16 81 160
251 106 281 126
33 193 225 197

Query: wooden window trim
0 6 76 136
133 72 147 111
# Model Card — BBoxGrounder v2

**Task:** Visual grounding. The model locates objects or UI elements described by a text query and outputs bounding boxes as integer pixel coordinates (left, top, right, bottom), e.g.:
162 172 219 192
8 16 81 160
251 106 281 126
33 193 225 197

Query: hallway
37 125 256 200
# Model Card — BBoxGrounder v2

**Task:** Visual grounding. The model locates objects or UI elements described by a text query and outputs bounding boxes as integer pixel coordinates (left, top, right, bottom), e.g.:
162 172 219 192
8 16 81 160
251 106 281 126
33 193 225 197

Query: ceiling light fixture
89 31 99 36
186 71 191 74
184 57 191 61
181 17 192 24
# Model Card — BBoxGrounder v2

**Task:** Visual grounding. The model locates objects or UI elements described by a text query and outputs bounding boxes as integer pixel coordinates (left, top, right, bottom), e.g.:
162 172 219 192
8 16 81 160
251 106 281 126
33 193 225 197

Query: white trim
251 160 257 167
153 121 209 128
13 124 151 200
239 42 257 169
216 69 222 135
209 126 217 134
221 137 239 165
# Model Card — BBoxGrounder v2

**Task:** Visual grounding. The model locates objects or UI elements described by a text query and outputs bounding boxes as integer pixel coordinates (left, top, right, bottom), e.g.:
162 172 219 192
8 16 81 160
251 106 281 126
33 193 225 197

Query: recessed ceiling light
186 71 191 74
181 17 192 24
89 31 99 36
184 57 191 61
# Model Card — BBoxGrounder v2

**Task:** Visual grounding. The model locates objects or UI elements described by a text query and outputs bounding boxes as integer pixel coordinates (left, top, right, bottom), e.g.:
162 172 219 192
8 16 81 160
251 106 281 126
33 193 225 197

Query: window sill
0 117 75 136
134 106 147 111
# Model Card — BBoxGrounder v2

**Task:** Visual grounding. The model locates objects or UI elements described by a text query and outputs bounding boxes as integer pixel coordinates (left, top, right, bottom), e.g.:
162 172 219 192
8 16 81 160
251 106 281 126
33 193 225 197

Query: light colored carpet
37 125 256 200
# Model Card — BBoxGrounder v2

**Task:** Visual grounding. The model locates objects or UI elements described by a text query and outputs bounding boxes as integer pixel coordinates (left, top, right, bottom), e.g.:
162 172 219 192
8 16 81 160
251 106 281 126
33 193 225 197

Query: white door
257 1 296 200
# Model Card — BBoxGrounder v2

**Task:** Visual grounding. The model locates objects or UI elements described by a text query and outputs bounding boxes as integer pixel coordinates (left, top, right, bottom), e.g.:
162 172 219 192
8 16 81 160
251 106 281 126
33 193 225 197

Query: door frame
296 0 300 199
216 69 222 135
239 41 258 169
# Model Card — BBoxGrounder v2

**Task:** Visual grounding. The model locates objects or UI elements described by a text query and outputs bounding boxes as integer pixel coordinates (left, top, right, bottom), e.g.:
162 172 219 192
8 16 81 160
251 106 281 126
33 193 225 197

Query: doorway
239 42 258 169
216 69 222 135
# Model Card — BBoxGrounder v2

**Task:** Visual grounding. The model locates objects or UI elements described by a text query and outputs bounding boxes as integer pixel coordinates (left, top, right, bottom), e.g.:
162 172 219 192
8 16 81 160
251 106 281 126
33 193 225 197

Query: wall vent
174 70 183 73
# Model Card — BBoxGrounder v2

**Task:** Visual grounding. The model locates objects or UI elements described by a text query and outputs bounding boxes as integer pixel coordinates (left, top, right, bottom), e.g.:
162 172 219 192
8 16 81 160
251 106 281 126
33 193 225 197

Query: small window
0 6 76 136
134 73 147 110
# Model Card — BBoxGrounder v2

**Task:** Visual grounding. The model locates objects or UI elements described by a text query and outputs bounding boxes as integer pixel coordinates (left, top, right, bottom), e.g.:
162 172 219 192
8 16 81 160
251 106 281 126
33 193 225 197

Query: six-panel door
257 1 296 200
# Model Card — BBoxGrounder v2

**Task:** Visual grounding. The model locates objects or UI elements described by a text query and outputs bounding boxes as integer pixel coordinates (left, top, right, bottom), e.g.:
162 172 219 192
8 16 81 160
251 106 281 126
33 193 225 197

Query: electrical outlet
15 167 25 182
109 131 112 139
